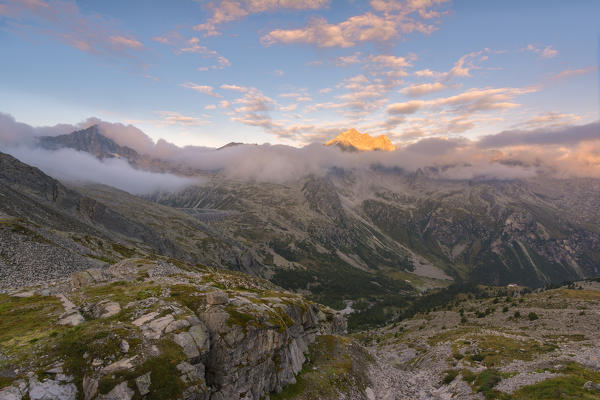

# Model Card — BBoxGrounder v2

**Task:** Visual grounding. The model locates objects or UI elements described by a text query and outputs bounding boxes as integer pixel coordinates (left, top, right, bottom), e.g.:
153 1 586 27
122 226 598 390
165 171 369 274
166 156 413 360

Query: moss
111 242 137 258
443 369 459 384
225 305 258 333
170 284 205 311
0 376 17 390
462 369 507 399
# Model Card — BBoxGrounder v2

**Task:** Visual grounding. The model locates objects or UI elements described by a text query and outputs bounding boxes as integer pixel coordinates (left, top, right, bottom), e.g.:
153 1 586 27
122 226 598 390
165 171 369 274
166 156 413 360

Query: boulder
174 332 200 360
97 382 134 400
206 290 229 305
135 372 151 396
189 323 210 353
29 376 77 400
82 376 98 400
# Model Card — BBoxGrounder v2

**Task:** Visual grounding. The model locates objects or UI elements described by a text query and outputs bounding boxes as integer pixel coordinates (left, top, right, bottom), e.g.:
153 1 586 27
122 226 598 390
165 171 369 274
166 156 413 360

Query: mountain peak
38 125 139 161
325 129 395 151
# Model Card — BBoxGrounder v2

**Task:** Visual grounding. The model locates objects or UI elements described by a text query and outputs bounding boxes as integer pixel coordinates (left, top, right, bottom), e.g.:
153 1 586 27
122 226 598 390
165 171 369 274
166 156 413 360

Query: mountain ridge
325 129 396 151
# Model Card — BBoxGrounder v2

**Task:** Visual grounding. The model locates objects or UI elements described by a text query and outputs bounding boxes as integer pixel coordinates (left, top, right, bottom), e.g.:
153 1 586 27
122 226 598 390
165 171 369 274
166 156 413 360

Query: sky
0 0 599 148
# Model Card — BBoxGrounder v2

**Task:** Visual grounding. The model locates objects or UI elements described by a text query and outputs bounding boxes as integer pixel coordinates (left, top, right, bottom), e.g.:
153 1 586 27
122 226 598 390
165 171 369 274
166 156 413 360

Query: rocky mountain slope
355 280 600 399
149 167 600 328
325 129 396 151
0 153 252 287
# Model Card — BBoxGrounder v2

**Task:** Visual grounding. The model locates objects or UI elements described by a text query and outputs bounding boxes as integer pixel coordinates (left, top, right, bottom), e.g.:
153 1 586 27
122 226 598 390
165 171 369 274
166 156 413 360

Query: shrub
528 312 539 321
513 311 521 319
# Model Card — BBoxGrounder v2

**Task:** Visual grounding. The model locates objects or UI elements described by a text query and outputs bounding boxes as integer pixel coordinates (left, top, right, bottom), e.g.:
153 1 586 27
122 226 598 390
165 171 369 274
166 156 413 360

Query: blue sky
0 0 598 147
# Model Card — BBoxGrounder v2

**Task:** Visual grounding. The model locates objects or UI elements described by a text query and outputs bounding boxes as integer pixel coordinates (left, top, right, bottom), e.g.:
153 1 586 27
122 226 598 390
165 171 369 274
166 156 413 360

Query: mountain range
2 126 600 328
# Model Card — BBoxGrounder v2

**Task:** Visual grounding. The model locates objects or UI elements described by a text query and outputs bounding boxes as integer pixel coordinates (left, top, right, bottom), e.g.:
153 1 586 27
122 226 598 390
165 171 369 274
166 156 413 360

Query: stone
132 311 159 326
71 271 96 288
145 314 175 339
58 312 84 326
29 376 77 400
13 290 35 298
365 387 376 400
584 381 600 391
135 372 152 396
97 381 134 400
102 356 137 373
165 318 191 334
174 332 200 359
0 382 26 400
188 323 210 353
95 301 121 319
120 340 129 353
206 290 229 305
177 361 205 384
83 376 98 400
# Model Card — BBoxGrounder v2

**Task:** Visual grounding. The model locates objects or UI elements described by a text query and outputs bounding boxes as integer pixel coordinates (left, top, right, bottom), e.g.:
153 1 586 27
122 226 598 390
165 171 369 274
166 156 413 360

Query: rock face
325 129 395 151
0 259 345 400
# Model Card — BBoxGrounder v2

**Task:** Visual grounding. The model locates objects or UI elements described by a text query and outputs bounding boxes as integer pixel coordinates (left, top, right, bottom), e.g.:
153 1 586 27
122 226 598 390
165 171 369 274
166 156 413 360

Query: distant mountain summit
38 125 140 161
325 129 395 151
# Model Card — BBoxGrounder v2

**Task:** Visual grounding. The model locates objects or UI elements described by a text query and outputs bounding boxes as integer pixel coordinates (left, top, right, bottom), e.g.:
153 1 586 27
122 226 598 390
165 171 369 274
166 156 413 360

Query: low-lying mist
1 112 599 189
3 146 201 195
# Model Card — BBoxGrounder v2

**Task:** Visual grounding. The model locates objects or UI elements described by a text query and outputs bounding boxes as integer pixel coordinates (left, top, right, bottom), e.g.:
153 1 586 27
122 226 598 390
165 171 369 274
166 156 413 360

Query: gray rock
58 312 84 326
177 362 205 384
165 318 191 334
132 311 159 326
206 290 228 305
135 372 151 396
144 314 175 339
174 332 200 359
29 376 77 400
120 340 129 353
97 382 134 400
584 381 600 391
102 356 137 373
0 381 27 400
188 323 210 353
82 375 98 400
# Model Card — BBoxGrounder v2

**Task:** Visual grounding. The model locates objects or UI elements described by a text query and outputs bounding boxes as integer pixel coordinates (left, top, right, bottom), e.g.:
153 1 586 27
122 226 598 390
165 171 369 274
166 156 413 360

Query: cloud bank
2 146 200 195
1 113 599 187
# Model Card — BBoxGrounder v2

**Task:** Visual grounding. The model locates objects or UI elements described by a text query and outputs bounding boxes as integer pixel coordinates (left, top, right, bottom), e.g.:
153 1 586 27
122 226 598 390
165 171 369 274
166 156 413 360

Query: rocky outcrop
0 259 345 400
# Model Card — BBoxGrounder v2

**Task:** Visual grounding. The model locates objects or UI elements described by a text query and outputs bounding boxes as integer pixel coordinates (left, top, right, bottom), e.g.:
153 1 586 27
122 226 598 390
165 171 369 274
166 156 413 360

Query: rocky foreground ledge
0 258 346 400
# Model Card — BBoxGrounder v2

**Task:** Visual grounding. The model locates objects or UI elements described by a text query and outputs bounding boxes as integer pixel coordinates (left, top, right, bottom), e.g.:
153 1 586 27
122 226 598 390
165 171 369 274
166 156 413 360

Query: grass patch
463 335 557 367
270 335 371 400
513 362 600 399
0 294 64 358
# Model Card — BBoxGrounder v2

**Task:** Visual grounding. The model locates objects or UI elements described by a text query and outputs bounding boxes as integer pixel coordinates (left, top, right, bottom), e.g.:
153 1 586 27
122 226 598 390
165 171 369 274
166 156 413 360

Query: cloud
1 0 144 63
522 44 558 58
154 111 210 127
261 0 450 47
2 113 600 183
3 146 198 194
387 100 425 114
478 121 600 148
388 86 539 116
154 34 231 70
195 0 331 36
516 112 581 130
180 82 223 97
550 66 598 81
399 82 448 97
220 84 249 92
